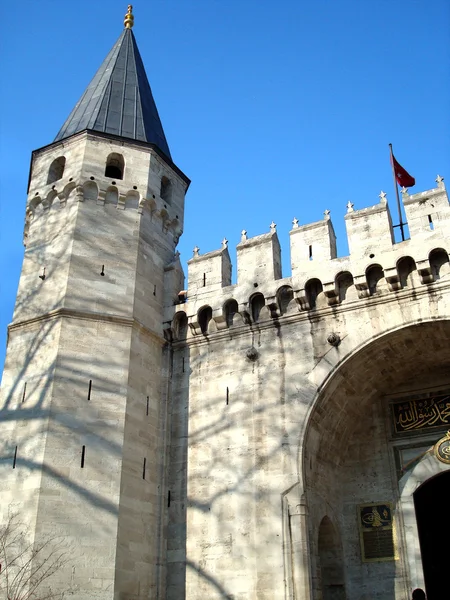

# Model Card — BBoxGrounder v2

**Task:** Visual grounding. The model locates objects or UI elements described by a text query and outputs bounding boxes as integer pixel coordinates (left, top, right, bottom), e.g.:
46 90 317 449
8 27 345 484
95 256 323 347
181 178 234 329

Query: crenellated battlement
168 177 450 339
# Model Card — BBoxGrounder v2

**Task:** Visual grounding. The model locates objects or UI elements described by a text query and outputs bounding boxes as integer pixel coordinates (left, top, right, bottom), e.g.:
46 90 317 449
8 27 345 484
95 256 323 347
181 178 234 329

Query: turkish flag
391 153 415 188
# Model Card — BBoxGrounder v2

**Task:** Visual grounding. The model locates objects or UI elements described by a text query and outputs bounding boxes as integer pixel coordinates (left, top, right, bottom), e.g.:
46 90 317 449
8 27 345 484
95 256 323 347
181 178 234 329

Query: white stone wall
167 178 450 599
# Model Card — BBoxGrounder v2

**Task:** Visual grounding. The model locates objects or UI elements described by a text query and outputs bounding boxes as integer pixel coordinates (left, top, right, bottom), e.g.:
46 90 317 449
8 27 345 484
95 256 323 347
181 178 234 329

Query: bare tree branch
0 509 71 600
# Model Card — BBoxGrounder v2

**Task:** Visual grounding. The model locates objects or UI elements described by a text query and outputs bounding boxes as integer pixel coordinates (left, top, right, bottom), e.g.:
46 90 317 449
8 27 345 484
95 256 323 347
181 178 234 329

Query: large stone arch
300 319 450 600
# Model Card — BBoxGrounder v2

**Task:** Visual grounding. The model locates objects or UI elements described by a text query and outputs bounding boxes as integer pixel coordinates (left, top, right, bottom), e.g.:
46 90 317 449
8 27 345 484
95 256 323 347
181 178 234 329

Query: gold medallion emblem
434 430 450 464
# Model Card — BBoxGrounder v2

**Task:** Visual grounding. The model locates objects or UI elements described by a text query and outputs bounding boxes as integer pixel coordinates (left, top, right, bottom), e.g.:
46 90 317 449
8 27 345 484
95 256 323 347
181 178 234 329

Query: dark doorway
414 471 449 599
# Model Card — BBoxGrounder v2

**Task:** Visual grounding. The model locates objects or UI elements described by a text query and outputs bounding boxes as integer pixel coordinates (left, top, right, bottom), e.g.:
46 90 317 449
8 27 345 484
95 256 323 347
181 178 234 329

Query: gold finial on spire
124 5 134 29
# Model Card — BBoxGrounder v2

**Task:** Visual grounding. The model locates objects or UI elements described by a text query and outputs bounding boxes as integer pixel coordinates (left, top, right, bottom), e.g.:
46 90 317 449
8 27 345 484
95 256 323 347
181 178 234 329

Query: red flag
391 153 415 188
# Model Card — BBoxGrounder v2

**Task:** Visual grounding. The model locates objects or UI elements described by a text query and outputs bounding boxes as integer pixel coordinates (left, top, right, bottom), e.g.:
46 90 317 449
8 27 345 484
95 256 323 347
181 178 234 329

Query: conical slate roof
54 28 171 159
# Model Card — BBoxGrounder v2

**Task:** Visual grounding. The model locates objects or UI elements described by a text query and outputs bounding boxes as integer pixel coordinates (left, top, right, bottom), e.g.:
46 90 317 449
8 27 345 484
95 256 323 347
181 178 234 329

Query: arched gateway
303 320 450 600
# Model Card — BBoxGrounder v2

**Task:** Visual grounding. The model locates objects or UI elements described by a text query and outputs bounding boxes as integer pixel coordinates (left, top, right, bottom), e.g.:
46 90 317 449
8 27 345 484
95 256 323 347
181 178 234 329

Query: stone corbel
323 281 339 305
75 185 85 202
137 197 146 214
163 326 173 343
258 306 272 321
416 259 434 284
296 289 309 311
265 295 279 318
117 192 127 210
241 310 251 324
188 315 203 336
96 189 106 206
212 308 228 331
384 266 401 291
354 274 370 298
41 197 51 211
58 191 67 207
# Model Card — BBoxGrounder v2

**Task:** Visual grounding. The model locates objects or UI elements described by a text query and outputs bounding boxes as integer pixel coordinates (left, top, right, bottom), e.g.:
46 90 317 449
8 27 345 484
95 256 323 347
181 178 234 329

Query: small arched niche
366 264 386 296
198 306 212 334
335 271 354 303
105 153 124 180
317 516 346 600
305 278 323 310
429 248 450 281
173 312 188 341
224 299 239 327
250 293 265 323
105 186 118 205
397 256 417 288
47 156 66 184
277 285 294 315
160 176 172 204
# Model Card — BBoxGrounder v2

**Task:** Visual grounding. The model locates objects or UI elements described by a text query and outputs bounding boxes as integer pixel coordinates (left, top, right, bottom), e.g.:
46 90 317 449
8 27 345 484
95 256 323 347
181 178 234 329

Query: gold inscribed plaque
358 503 396 562
390 391 450 435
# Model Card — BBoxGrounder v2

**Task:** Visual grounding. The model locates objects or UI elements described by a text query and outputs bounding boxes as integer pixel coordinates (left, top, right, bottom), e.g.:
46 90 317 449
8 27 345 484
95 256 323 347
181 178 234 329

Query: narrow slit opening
146 396 149 416
153 284 156 296
22 382 27 403
182 357 185 373
13 446 17 469
428 214 434 230
203 273 206 287
226 387 229 405
167 490 171 507
81 445 86 468
143 458 146 480
309 245 313 260
87 380 92 401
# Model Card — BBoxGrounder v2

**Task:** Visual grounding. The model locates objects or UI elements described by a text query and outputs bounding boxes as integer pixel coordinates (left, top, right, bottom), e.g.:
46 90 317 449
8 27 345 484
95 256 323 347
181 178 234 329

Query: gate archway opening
303 320 450 600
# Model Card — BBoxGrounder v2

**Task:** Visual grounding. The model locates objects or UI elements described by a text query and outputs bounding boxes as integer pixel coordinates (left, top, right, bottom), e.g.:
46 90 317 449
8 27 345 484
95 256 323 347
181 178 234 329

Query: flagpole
389 143 405 241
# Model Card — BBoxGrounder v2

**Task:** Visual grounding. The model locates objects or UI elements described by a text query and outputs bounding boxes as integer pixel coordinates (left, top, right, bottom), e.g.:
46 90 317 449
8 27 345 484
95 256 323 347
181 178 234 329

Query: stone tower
0 6 189 599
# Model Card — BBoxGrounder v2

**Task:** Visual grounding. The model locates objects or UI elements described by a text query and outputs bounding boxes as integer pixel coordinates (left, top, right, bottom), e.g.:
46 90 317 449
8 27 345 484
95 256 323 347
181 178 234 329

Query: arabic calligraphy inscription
391 391 450 435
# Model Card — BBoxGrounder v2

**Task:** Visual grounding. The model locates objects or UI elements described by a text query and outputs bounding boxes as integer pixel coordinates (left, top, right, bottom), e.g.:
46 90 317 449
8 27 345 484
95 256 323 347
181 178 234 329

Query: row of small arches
46 154 173 203
25 180 181 243
172 248 449 337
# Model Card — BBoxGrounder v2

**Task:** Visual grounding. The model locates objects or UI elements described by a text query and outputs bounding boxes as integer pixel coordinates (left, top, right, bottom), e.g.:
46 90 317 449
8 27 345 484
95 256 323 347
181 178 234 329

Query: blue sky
0 0 449 372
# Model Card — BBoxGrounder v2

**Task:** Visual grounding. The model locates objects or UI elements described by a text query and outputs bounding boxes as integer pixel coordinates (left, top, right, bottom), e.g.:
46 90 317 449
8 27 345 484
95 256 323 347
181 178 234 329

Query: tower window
47 157 66 184
160 176 172 204
105 153 124 180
